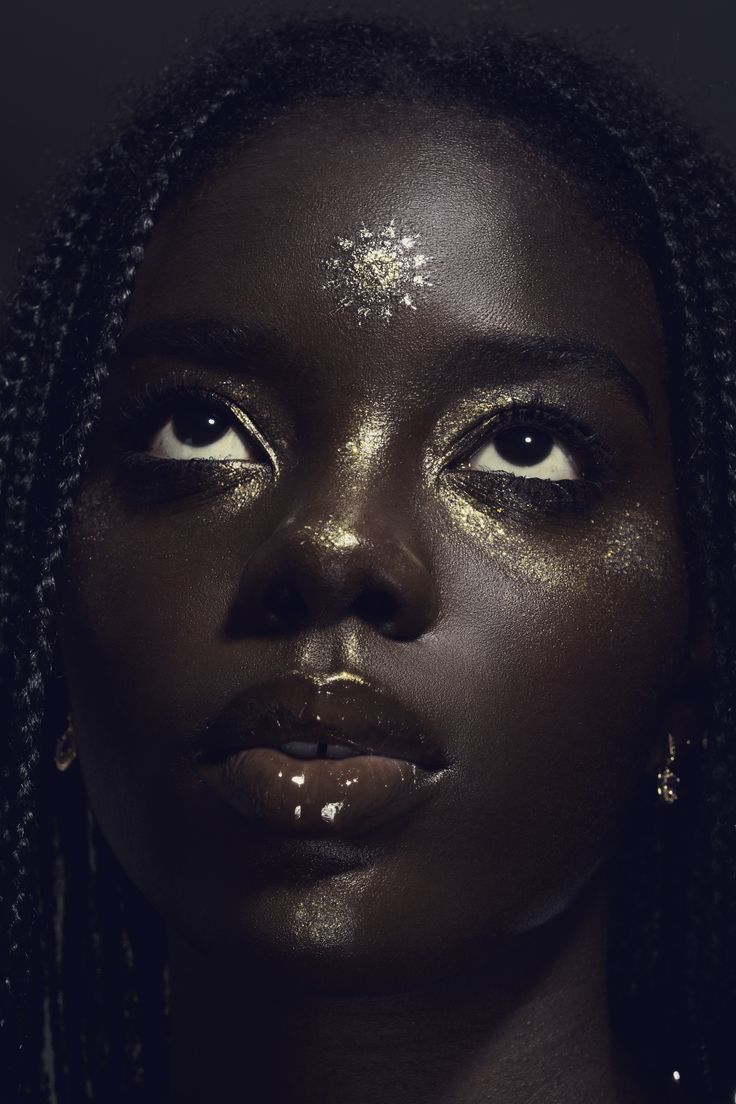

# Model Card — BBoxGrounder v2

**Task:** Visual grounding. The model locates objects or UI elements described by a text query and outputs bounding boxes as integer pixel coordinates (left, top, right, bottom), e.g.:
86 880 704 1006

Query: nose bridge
231 415 438 639
302 403 394 504
296 391 426 539
315 418 394 518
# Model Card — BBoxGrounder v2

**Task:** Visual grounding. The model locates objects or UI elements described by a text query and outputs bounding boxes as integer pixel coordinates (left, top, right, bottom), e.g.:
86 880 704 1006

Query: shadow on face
55 97 691 995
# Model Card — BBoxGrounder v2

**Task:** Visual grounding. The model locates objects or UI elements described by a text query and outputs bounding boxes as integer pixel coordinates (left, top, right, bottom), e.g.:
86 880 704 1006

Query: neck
166 874 651 1104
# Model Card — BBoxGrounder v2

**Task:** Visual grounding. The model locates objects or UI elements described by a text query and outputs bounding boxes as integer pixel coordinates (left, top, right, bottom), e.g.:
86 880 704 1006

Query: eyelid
196 393 265 457
117 377 277 468
446 395 618 481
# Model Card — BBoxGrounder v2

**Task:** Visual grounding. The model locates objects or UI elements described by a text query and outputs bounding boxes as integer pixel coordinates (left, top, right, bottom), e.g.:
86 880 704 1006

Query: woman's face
56 100 692 993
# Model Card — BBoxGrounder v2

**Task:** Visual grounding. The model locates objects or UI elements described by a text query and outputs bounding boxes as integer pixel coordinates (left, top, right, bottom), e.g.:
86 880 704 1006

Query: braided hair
1 13 735 1103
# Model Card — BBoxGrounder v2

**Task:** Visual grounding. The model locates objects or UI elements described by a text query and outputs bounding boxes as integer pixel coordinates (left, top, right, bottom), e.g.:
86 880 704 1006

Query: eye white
148 410 254 461
468 426 580 480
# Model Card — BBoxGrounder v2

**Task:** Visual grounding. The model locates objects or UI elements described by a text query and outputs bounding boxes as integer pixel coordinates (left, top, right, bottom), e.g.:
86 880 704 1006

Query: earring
657 732 680 804
55 714 77 772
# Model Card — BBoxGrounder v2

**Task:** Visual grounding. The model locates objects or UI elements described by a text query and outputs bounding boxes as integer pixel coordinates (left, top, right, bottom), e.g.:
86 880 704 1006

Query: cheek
55 480 248 889
412 494 688 931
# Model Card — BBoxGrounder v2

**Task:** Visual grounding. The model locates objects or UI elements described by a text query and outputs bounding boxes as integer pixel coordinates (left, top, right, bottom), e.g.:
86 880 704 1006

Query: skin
55 99 712 1103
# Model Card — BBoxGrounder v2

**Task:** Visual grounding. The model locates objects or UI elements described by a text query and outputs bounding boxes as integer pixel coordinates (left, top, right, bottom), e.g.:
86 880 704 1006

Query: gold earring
55 714 77 772
657 732 680 805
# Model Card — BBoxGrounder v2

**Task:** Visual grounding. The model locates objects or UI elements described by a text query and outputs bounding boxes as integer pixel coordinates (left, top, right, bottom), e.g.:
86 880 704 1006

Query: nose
231 495 439 640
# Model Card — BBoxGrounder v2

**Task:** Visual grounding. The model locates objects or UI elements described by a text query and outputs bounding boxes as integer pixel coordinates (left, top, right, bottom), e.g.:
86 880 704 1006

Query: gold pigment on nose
322 220 434 323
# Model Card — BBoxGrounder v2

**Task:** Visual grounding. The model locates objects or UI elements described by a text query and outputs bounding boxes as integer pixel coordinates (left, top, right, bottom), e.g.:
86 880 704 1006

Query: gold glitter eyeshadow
321 220 434 323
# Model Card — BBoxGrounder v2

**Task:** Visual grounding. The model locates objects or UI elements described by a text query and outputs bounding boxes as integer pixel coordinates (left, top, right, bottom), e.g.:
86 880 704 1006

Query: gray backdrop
2 0 734 292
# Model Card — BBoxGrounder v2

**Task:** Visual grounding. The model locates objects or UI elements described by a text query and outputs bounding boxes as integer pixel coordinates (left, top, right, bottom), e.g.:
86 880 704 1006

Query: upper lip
196 672 448 770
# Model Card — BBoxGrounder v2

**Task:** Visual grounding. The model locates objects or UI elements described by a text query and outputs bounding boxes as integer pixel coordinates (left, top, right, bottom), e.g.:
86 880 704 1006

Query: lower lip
198 747 445 834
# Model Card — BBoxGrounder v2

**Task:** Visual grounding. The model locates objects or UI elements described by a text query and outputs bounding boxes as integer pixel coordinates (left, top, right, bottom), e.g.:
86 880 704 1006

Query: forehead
125 97 664 394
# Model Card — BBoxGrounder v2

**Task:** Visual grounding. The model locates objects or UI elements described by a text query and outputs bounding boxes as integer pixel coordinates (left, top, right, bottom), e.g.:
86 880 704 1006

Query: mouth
196 671 449 771
194 671 451 835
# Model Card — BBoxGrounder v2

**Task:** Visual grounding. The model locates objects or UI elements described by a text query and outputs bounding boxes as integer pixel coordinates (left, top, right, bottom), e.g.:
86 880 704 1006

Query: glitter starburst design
321 219 434 323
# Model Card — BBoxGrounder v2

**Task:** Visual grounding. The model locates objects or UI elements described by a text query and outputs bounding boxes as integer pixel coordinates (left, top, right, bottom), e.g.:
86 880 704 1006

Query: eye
466 424 580 480
446 399 616 518
147 400 256 462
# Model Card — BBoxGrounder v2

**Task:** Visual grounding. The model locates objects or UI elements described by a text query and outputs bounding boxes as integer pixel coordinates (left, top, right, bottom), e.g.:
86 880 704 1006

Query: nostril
264 579 308 626
353 587 399 626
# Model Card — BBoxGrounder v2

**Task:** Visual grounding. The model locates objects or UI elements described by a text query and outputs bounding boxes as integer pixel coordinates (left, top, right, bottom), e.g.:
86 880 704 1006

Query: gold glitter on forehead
321 219 434 323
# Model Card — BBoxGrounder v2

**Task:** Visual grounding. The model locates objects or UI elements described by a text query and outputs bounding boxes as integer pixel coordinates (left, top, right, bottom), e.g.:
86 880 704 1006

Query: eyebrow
117 317 281 369
454 333 656 440
117 316 656 439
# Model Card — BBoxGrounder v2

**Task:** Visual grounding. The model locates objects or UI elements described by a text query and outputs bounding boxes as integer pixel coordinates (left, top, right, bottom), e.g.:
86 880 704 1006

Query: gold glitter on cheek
437 479 557 586
595 505 668 578
208 466 273 517
437 473 673 600
321 219 434 323
426 388 673 593
63 480 118 550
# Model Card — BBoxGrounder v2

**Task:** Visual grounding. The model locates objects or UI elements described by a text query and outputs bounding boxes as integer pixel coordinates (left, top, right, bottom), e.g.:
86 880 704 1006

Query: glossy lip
199 746 447 835
194 671 450 770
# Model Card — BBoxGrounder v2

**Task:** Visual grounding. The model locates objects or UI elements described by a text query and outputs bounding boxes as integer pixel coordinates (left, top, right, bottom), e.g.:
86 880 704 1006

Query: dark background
2 0 734 294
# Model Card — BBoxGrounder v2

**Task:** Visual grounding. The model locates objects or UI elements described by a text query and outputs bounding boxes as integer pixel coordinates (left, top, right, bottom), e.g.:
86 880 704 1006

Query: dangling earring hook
656 731 680 805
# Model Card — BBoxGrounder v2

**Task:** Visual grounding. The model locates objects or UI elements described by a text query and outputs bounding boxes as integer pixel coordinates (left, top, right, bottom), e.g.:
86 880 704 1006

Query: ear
646 590 714 775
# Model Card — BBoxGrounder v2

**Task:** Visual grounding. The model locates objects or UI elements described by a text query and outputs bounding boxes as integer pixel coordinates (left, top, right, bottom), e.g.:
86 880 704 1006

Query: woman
1 11 735 1104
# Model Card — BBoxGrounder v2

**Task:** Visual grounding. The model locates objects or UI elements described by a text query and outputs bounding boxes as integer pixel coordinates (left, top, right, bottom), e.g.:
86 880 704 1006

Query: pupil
495 426 552 467
171 406 227 447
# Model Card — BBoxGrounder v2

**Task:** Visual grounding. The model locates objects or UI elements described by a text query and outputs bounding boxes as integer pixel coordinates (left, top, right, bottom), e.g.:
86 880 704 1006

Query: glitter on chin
321 219 434 323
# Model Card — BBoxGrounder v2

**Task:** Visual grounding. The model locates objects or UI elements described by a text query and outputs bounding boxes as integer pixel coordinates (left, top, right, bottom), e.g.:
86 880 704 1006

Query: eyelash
450 392 617 515
119 376 229 420
116 378 617 516
118 375 256 454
